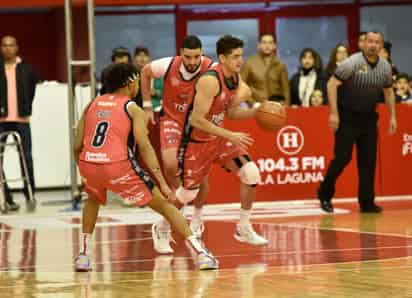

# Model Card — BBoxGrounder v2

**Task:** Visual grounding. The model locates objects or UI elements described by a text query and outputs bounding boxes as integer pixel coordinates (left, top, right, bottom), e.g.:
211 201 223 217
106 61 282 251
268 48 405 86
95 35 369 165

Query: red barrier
207 106 382 203
150 104 410 204
378 104 412 196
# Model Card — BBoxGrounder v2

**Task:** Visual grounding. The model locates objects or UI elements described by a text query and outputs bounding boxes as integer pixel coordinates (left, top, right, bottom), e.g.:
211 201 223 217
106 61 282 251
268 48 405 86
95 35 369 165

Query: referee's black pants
319 110 378 208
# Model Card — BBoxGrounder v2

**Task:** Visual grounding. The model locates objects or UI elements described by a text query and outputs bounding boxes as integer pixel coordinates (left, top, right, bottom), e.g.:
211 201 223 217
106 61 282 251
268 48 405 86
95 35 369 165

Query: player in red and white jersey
73 63 218 272
141 36 213 253
176 35 268 246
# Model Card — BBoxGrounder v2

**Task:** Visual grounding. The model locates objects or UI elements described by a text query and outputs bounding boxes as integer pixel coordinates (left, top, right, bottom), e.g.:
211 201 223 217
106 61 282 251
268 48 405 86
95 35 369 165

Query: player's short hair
104 63 139 93
216 35 244 56
181 35 202 50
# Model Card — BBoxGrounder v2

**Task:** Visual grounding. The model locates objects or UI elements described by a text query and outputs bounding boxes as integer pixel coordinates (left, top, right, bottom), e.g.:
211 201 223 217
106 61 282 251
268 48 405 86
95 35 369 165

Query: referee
318 31 397 213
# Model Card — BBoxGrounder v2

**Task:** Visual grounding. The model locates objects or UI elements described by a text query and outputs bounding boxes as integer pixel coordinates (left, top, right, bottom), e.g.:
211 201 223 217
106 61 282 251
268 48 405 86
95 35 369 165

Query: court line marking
1 195 411 220
0 236 154 250
1 257 412 290
255 222 412 239
1 243 412 272
1 219 412 252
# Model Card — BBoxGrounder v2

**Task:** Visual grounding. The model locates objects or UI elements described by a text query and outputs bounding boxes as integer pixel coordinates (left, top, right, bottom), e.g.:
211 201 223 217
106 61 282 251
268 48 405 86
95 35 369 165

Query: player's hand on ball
228 132 254 150
329 113 340 131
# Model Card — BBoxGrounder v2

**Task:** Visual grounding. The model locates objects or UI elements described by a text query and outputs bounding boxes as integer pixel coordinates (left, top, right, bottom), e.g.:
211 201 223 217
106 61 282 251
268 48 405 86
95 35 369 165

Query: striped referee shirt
334 52 392 112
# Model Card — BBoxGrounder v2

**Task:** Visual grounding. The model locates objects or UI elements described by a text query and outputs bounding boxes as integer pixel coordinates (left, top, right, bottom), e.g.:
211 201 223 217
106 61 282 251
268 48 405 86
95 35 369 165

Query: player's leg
149 187 219 270
189 178 209 238
159 118 182 189
75 197 100 272
161 147 180 189
223 155 268 246
151 146 179 254
74 162 106 272
152 119 183 253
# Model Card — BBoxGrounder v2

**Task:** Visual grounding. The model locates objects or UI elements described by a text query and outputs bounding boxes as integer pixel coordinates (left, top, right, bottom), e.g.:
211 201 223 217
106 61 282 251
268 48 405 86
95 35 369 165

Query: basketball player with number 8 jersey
73 63 218 272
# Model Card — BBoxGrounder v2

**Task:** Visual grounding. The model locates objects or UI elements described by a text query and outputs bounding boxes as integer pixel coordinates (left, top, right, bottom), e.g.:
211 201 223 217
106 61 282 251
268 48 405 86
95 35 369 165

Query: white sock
192 207 203 223
157 218 171 231
239 208 251 226
80 233 92 255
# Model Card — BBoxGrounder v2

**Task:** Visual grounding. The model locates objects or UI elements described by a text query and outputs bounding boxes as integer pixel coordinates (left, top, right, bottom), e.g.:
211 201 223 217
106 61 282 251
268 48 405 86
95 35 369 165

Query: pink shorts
159 116 183 151
78 159 154 207
179 137 247 188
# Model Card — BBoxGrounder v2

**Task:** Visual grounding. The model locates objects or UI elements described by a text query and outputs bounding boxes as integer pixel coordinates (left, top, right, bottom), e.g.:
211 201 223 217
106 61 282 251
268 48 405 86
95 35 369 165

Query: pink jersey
188 64 239 143
80 94 134 163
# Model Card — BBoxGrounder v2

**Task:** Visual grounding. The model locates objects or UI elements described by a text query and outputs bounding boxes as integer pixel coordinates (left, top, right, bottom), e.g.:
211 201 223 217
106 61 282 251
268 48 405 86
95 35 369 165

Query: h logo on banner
281 133 299 149
276 126 304 155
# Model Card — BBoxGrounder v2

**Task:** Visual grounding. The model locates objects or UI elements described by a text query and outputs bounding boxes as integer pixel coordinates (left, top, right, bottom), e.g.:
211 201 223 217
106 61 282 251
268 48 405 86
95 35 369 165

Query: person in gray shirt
318 31 397 213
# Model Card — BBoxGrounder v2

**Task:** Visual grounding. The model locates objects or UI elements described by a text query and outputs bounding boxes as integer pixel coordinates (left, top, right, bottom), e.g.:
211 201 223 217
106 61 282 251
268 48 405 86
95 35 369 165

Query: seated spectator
134 46 150 72
325 44 349 78
395 73 412 103
100 47 131 95
290 48 328 107
410 79 412 96
380 41 399 80
358 31 367 51
310 90 324 107
133 46 163 110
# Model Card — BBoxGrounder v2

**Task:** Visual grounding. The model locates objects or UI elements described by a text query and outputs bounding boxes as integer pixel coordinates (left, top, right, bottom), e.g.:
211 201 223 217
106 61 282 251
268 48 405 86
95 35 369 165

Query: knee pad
237 161 261 185
176 186 200 204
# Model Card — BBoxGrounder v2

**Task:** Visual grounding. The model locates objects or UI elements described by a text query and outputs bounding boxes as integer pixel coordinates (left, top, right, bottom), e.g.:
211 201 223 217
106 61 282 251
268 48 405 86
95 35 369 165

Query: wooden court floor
1 195 412 298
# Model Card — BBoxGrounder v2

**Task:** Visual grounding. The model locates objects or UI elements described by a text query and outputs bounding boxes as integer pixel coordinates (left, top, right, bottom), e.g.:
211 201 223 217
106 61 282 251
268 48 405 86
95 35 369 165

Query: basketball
255 101 287 131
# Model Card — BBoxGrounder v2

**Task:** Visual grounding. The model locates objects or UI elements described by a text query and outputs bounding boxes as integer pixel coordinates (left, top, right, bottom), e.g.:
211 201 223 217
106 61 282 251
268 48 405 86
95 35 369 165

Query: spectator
379 41 399 79
134 46 150 72
358 31 367 51
290 48 328 107
410 79 412 96
0 35 39 211
241 34 290 106
100 47 131 95
133 46 163 110
310 90 324 107
325 44 349 78
395 73 412 103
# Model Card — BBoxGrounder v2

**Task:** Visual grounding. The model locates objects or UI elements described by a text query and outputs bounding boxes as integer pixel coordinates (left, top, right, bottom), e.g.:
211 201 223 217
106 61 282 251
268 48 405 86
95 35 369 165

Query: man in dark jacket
0 35 39 211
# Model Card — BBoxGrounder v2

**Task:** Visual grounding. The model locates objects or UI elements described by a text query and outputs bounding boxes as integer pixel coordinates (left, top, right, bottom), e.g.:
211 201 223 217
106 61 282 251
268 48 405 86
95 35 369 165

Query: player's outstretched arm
128 102 175 201
227 80 257 120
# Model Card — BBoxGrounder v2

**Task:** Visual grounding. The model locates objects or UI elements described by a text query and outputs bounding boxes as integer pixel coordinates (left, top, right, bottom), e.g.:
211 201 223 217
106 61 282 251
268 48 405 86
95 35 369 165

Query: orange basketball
255 101 287 131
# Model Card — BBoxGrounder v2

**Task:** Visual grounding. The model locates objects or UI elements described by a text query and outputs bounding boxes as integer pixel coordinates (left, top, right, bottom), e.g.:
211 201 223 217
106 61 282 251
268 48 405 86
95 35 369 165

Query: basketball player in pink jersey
141 36 213 253
176 35 268 246
73 63 218 272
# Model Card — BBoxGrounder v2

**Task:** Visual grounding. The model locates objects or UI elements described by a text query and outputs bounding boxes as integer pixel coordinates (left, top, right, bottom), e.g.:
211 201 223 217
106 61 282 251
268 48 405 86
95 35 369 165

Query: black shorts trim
128 149 155 191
